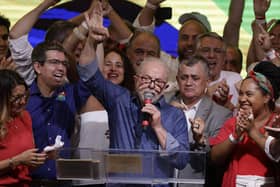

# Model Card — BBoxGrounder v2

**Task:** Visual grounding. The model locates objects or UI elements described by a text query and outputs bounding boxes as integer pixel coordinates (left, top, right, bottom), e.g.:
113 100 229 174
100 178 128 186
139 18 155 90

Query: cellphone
155 7 172 20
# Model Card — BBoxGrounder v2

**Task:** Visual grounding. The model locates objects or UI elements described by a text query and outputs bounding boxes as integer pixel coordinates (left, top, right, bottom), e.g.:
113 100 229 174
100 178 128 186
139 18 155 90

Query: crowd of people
0 0 280 186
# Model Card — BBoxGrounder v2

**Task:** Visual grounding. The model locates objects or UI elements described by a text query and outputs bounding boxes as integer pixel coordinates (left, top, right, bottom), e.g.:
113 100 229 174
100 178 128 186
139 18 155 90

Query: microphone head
143 91 154 100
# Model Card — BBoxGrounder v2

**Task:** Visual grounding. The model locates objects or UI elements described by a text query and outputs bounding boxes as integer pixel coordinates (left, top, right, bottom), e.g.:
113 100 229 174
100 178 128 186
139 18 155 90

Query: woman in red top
210 71 277 187
0 70 46 187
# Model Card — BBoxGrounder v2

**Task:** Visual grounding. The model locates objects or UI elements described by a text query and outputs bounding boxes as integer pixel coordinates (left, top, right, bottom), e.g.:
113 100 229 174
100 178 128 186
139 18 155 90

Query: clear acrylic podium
56 148 206 186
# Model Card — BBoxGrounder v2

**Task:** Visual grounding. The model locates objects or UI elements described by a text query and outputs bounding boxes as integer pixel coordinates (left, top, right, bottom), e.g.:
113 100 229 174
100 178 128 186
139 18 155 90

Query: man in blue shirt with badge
27 41 90 185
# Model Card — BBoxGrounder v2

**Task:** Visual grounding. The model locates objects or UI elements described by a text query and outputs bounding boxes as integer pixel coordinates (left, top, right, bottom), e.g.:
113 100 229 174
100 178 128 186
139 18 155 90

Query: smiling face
197 36 226 81
34 50 68 91
10 84 29 117
102 51 125 85
238 78 270 115
178 20 206 61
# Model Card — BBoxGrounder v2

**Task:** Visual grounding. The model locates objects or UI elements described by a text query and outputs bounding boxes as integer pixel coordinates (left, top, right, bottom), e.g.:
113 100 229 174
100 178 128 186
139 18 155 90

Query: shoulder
211 100 232 116
199 96 232 120
19 110 32 128
221 70 242 81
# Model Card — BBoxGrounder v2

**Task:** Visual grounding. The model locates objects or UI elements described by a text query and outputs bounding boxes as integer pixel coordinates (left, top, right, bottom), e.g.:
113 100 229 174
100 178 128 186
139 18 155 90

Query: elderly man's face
197 37 225 81
134 60 167 103
127 33 160 72
177 62 209 104
178 20 206 61
0 25 9 60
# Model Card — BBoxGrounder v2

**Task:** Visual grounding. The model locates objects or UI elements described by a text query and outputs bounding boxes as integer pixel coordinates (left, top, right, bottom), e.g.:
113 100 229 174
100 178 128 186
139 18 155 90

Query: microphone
142 91 154 128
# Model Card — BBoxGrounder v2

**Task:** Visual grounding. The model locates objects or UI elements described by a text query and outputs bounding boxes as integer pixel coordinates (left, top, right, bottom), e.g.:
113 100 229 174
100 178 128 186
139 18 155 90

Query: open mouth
108 73 119 79
54 72 64 81
208 62 216 69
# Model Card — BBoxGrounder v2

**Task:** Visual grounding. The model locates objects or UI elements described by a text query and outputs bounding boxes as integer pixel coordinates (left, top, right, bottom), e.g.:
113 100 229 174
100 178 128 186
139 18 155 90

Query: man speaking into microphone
78 31 189 186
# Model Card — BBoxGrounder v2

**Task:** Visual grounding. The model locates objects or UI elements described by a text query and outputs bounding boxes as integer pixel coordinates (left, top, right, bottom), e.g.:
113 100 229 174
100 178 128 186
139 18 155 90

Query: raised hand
101 0 113 16
253 0 271 19
257 22 274 52
86 1 109 43
0 57 16 70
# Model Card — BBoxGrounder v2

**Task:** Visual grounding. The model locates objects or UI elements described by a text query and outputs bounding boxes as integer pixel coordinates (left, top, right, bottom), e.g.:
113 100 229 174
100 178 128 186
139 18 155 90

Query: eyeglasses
199 47 225 55
137 75 167 89
45 59 69 68
0 34 8 41
10 91 29 104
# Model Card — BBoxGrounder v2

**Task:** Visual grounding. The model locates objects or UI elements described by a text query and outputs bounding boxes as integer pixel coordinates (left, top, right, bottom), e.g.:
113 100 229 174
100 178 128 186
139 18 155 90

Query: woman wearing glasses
0 70 46 187
210 71 278 187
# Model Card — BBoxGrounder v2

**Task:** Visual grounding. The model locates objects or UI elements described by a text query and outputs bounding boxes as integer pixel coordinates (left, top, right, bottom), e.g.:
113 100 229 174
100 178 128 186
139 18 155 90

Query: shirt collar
180 98 202 111
29 79 66 98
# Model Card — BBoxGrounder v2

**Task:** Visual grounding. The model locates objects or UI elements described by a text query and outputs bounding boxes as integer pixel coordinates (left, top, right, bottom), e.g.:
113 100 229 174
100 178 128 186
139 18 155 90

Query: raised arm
133 0 165 32
246 0 271 68
257 22 280 66
102 0 132 42
9 0 60 39
79 1 109 67
223 0 245 47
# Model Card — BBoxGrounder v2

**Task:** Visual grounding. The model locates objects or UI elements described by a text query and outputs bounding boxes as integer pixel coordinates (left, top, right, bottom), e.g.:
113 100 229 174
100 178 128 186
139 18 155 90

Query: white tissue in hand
43 135 64 152
248 114 254 120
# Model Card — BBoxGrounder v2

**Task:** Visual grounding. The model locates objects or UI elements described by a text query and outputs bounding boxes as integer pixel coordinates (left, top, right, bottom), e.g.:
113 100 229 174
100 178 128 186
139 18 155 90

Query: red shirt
209 116 275 187
0 110 34 187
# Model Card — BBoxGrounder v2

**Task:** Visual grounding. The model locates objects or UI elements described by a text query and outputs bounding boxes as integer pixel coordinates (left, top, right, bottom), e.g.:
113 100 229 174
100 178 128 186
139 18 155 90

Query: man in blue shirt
77 13 189 184
27 41 90 183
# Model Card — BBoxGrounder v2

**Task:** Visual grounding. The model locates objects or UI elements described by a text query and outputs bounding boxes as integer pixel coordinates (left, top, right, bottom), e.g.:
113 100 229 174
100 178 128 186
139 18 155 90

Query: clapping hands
236 106 254 137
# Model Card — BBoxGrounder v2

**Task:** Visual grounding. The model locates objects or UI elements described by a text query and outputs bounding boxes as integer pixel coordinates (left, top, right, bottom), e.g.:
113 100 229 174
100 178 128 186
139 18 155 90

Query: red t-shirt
209 116 275 187
0 110 35 187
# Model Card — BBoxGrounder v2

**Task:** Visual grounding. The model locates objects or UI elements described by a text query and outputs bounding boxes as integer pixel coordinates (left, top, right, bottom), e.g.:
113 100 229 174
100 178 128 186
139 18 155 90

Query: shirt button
47 122 51 126
47 108 51 112
49 137 52 141
48 168 51 171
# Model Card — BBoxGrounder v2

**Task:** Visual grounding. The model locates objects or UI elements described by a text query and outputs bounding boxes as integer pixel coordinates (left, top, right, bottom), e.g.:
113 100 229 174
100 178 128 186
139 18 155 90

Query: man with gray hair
78 13 189 183
195 32 242 110
172 55 232 187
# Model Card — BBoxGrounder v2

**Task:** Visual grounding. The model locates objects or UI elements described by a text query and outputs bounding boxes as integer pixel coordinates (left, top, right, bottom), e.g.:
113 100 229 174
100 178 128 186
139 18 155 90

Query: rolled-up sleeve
9 35 35 86
77 59 99 82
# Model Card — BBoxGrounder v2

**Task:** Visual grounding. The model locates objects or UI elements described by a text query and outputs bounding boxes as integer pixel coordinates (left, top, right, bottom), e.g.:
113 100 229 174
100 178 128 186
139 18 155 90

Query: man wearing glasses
26 41 90 186
78 50 189 186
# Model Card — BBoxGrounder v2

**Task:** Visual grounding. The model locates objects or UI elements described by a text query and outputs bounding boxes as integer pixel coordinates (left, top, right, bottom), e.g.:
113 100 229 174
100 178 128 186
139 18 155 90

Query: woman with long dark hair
0 70 46 187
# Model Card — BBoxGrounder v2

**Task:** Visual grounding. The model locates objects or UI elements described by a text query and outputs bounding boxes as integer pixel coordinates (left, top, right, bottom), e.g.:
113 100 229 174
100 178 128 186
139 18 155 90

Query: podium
56 148 206 186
